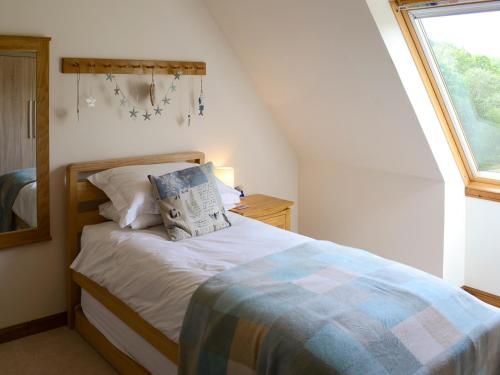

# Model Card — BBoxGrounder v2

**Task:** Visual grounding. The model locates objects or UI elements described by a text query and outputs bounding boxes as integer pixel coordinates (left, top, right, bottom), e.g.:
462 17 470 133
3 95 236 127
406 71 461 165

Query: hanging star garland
102 70 205 124
129 108 138 118
107 73 178 119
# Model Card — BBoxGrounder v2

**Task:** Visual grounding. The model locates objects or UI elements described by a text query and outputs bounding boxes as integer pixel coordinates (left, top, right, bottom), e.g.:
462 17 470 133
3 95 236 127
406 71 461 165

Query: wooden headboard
66 151 204 326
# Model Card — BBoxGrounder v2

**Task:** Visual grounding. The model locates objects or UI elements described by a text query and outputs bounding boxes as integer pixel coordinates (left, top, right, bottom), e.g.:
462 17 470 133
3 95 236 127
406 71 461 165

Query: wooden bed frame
66 151 205 374
14 214 31 230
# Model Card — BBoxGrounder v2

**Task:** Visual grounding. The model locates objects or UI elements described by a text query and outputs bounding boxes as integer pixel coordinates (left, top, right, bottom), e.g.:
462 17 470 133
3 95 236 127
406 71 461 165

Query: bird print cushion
148 162 231 241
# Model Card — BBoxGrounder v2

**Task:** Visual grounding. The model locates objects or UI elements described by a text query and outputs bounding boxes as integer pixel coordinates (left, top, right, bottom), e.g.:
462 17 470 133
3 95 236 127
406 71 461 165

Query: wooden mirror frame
0 36 51 250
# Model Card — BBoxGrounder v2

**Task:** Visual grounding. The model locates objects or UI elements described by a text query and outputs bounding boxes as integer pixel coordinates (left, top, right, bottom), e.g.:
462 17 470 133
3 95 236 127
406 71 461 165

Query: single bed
74 212 308 374
0 168 37 232
67 152 500 375
13 181 37 228
67 152 208 374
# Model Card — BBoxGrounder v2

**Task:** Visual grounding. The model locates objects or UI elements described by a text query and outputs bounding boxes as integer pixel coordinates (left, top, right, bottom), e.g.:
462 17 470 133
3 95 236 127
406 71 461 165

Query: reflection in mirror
0 51 37 233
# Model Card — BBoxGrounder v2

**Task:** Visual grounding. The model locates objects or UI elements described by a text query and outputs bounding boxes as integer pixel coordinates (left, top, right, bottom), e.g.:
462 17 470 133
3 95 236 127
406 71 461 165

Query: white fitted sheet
81 290 176 375
71 212 310 343
12 181 37 227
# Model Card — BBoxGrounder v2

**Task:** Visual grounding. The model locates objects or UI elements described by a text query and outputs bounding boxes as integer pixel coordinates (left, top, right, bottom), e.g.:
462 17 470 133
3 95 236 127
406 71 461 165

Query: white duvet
13 181 37 227
71 212 310 343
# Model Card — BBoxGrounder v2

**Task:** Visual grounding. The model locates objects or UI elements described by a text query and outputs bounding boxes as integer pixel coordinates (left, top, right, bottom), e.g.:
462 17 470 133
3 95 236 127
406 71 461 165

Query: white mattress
12 181 37 227
81 290 177 375
71 212 310 343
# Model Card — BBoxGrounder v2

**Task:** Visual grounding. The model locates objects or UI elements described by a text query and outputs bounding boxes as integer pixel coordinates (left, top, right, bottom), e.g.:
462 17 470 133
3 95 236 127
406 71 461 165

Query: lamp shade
214 166 235 188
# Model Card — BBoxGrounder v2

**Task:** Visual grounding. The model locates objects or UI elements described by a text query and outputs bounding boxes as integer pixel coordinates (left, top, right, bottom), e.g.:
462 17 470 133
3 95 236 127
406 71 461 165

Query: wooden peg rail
61 58 206 75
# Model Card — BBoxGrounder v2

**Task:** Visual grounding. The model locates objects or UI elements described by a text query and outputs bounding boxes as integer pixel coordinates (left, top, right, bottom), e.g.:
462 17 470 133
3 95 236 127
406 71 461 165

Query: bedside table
230 194 293 230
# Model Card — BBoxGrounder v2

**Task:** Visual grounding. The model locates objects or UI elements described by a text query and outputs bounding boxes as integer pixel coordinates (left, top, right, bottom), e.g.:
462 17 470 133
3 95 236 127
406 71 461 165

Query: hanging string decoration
76 67 81 121
85 64 97 108
198 76 205 116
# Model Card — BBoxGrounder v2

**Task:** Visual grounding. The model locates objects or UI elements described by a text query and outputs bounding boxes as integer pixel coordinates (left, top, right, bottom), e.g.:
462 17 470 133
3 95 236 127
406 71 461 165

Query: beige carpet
0 327 117 375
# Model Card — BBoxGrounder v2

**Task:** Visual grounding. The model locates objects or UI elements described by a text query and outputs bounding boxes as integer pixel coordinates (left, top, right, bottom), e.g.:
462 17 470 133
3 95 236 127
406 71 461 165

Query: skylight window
409 2 500 182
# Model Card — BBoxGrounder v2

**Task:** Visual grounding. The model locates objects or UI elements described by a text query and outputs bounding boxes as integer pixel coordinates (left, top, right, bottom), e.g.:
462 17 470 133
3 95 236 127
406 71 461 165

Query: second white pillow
99 202 163 229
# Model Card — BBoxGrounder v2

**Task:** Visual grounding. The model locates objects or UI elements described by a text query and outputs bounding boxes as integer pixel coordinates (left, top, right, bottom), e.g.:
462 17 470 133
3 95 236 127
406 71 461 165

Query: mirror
0 36 51 249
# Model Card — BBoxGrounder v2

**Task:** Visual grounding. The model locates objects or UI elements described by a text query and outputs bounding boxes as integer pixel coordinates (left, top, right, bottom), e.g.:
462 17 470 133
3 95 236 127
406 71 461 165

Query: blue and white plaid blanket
179 240 500 375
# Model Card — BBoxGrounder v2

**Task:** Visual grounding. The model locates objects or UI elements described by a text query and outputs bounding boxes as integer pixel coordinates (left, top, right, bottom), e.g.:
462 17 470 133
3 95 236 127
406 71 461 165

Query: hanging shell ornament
149 71 156 106
149 81 156 106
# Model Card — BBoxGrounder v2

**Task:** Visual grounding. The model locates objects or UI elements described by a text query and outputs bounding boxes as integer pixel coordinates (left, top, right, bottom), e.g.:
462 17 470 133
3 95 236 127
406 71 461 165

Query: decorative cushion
149 162 231 241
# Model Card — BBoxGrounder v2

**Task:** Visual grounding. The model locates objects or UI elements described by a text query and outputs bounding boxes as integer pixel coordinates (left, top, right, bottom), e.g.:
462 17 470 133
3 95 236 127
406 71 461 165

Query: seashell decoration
85 97 96 107
149 80 156 106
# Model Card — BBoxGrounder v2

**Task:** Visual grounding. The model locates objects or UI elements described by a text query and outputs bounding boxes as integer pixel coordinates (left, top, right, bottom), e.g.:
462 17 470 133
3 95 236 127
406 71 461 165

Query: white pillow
88 162 241 228
100 201 236 229
99 202 163 229
221 191 241 204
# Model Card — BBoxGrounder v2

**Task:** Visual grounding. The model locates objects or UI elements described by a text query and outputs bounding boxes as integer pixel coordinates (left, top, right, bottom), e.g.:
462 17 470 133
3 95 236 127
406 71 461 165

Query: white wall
300 160 445 276
466 198 500 296
205 0 451 278
366 0 466 286
0 0 298 329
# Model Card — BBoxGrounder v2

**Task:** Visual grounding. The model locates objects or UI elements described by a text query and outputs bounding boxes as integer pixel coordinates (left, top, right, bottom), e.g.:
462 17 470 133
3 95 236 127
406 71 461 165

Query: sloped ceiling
203 0 442 180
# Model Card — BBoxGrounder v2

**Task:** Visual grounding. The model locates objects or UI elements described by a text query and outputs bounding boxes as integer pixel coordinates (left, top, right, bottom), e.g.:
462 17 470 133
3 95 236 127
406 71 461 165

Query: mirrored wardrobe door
0 35 50 250
0 52 37 232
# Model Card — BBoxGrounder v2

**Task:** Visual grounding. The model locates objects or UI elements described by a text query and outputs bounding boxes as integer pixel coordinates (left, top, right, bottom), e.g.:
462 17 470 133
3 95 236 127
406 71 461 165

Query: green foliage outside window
431 41 500 172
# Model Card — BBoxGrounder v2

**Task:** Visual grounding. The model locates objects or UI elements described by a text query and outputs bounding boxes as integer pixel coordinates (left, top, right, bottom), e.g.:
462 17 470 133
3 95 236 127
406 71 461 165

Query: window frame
391 0 500 202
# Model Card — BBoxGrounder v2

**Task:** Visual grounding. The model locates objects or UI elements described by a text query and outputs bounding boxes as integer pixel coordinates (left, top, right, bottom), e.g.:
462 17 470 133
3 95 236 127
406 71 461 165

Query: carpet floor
0 327 117 374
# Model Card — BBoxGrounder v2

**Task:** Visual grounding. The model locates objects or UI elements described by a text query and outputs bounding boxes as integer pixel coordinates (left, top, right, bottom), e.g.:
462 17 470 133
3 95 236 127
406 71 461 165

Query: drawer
257 213 287 229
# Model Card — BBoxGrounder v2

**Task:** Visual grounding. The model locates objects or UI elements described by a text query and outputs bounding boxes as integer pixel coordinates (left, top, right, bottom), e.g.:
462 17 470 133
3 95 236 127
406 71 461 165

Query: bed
13 181 37 228
0 168 37 232
67 152 500 375
67 152 206 374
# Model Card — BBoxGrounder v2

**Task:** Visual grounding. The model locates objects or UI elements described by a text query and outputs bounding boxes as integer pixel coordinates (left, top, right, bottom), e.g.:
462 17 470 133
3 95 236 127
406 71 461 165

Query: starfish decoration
154 106 163 116
105 73 114 81
120 97 128 106
174 71 182 80
114 87 120 96
143 111 152 121
162 96 171 105
129 108 138 118
170 83 177 92
85 97 96 108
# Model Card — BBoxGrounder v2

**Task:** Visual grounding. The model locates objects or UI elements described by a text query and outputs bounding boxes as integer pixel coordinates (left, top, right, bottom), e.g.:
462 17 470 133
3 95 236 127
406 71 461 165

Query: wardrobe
0 52 36 175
